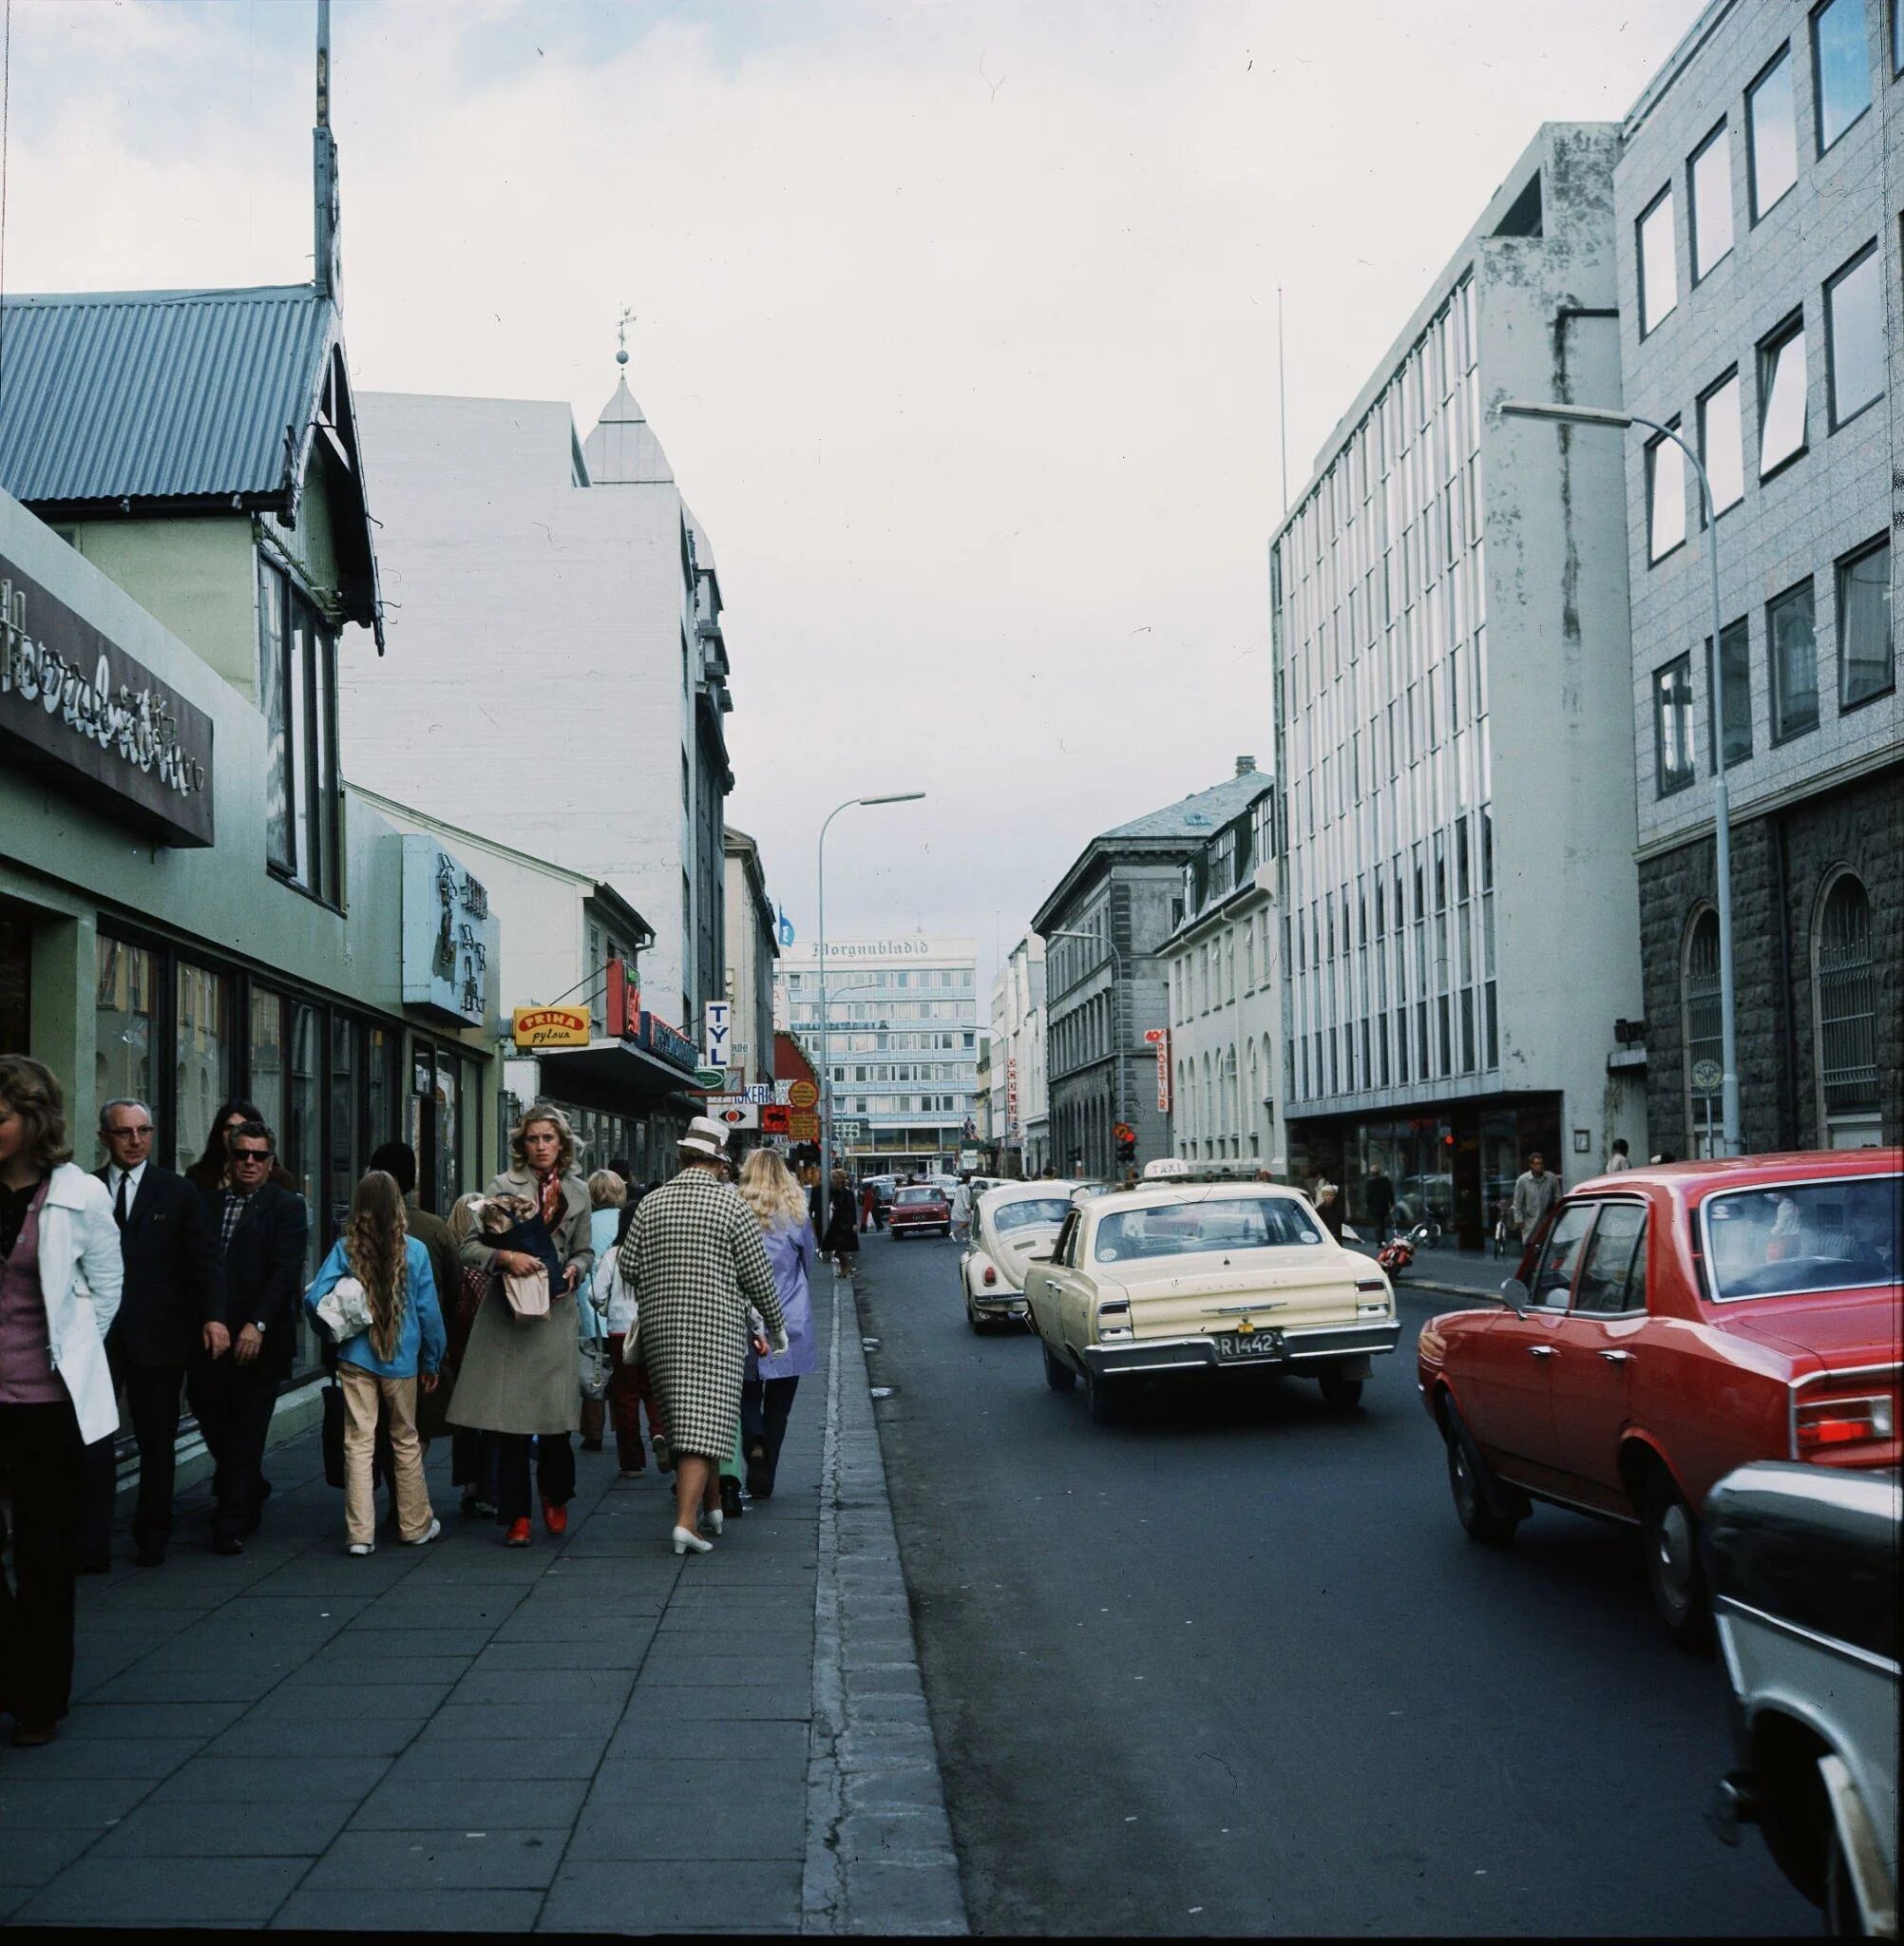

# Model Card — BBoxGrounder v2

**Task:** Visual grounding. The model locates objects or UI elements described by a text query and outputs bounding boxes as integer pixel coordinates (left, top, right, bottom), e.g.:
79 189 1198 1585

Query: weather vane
616 306 636 369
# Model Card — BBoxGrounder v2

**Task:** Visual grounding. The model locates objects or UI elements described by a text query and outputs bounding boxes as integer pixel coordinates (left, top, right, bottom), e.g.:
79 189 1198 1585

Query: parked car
1416 1151 1901 1646
1024 1168 1399 1424
960 1182 1082 1331
1705 1460 1898 1938
889 1184 952 1239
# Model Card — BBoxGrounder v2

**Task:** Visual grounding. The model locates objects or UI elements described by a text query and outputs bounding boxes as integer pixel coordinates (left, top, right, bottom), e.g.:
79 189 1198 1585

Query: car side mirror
1499 1277 1529 1317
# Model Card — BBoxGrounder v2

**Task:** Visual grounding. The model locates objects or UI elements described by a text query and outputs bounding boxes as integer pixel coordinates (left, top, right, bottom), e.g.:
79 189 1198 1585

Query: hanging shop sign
0 558 215 846
787 1079 819 1111
400 836 494 1027
638 1010 701 1078
789 1112 820 1142
1147 1027 1172 1112
760 1104 790 1135
513 1004 590 1049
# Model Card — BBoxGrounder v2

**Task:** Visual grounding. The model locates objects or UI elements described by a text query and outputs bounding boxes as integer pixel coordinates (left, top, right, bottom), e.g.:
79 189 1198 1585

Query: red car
1417 1151 1900 1645
889 1184 952 1239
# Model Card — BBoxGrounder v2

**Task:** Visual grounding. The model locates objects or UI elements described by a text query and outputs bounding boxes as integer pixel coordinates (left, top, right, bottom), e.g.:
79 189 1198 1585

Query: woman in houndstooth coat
619 1119 785 1553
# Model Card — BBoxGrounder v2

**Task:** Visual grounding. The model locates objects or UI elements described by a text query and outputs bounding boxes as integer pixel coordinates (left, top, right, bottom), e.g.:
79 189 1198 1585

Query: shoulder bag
503 1267 550 1318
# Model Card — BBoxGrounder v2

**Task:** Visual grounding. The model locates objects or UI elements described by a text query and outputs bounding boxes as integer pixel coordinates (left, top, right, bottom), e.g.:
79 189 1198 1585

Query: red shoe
504 1517 532 1547
542 1498 568 1536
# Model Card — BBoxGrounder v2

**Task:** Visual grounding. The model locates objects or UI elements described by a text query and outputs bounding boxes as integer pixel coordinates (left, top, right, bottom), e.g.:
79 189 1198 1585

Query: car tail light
1096 1297 1132 1342
1795 1393 1895 1454
981 1266 998 1288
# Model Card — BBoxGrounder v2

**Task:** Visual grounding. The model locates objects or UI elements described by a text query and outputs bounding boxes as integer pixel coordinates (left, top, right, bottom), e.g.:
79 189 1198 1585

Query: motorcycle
1375 1220 1433 1276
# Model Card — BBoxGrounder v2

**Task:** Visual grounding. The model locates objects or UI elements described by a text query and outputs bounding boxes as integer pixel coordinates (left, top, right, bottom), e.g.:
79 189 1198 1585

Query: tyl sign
704 1000 733 1070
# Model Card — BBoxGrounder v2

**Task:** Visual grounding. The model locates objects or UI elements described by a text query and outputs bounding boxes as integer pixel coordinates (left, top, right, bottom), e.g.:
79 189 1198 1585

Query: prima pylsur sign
0 558 214 847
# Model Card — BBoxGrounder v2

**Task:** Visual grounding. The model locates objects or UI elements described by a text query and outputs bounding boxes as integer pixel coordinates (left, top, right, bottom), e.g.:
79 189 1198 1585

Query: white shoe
404 1517 442 1547
347 1541 374 1556
672 1524 714 1555
701 1506 724 1536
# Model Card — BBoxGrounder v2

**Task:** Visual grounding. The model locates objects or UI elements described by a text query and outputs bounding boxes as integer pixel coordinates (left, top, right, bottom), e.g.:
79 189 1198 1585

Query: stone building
1615 0 1900 1154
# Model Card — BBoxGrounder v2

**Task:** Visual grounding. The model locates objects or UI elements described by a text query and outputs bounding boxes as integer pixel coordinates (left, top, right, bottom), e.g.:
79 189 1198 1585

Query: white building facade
1268 124 1646 1248
987 930 1048 1176
1165 789 1283 1169
776 936 981 1175
722 828 778 1093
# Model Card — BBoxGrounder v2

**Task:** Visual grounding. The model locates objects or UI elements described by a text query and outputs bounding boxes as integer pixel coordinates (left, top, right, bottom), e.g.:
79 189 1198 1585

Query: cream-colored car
959 1182 1085 1330
1023 1176 1399 1422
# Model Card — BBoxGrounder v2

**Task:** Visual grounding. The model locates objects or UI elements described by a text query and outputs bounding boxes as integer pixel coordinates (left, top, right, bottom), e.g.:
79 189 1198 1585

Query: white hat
678 1116 730 1161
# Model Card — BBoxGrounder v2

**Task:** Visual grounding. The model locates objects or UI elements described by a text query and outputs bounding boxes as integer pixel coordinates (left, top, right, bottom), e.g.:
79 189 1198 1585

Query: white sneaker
404 1517 443 1547
347 1541 374 1556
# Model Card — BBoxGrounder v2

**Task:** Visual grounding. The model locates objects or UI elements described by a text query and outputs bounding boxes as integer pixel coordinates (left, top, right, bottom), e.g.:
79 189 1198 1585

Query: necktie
114 1171 130 1231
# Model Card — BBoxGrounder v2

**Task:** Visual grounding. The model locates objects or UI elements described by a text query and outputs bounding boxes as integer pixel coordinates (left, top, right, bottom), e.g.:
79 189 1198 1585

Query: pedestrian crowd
0 1054 822 1751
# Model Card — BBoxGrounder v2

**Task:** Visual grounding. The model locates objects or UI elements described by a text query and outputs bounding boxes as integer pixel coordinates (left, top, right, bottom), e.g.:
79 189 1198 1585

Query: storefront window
365 1025 399 1154
174 963 234 1173
248 989 285 1148
95 935 157 1131
0 909 30 1056
285 1000 321 1255
329 1012 357 1241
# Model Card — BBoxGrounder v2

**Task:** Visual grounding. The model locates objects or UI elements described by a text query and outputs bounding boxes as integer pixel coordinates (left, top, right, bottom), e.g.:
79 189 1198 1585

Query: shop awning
531 1039 703 1116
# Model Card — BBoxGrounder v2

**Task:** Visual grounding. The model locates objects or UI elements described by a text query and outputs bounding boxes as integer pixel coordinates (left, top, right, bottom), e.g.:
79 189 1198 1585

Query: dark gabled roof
0 282 383 643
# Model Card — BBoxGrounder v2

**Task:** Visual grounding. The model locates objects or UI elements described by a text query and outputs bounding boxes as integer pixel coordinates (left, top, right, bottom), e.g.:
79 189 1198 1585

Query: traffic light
1114 1121 1137 1163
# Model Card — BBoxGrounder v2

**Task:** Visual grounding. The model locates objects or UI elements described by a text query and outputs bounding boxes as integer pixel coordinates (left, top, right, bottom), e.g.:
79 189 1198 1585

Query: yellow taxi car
959 1181 1085 1331
1023 1161 1400 1423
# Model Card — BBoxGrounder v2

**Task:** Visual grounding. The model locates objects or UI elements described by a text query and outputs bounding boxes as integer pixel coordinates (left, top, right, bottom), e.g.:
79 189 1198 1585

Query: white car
959 1181 1086 1331
1024 1174 1399 1423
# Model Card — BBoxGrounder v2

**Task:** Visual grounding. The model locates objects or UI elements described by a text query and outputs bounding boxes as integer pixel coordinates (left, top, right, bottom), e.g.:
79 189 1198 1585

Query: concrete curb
803 1272 967 1936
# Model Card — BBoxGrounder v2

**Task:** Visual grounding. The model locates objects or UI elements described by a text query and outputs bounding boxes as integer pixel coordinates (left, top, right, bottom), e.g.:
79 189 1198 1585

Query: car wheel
1040 1339 1076 1393
1642 1470 1712 1651
1441 1398 1523 1546
1083 1364 1124 1425
1822 1811 1869 1939
1318 1370 1364 1412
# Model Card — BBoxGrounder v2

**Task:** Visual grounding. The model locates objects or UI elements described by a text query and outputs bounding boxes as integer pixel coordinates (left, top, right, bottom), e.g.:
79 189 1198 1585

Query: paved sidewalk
0 1274 965 1935
1347 1240 1516 1304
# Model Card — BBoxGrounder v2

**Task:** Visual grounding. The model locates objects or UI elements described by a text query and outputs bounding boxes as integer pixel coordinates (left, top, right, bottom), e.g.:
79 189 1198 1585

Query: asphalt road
854 1228 1816 1937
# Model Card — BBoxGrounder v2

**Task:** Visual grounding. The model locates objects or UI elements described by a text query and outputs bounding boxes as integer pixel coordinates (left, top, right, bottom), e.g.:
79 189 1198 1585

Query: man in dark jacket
1363 1165 1396 1242
79 1099 225 1570
185 1120 307 1555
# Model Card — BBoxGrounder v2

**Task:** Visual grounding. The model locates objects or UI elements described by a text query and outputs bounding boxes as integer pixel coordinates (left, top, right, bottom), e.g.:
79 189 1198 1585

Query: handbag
314 1272 373 1342
321 1378 346 1489
579 1336 612 1402
503 1268 550 1318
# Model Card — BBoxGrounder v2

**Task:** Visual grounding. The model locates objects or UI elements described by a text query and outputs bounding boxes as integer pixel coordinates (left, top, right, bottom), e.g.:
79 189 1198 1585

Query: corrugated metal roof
0 283 334 508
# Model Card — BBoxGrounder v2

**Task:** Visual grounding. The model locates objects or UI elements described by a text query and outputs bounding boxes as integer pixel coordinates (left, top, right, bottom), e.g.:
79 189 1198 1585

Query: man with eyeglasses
78 1099 225 1570
186 1120 307 1555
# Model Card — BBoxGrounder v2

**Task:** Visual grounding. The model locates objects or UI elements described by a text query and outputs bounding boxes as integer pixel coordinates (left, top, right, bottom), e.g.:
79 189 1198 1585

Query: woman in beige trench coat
447 1103 593 1546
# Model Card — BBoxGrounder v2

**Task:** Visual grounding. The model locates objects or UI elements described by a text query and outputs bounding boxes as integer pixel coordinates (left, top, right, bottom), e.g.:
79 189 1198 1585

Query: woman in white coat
0 1057 123 1747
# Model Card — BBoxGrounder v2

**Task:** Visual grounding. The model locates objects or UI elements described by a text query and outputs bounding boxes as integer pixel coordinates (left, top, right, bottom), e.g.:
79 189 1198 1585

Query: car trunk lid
1115 1250 1370 1339
1713 1287 1903 1369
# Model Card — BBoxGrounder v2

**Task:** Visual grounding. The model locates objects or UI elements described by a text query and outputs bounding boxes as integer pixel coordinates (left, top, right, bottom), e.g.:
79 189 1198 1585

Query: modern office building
1267 124 1646 1246
1164 784 1283 1169
775 936 981 1174
1034 764 1271 1179
1615 0 1900 1154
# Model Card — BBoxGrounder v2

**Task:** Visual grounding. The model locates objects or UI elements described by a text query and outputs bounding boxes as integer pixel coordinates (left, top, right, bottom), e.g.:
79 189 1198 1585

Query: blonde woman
304 1171 447 1555
736 1150 819 1501
451 1103 593 1546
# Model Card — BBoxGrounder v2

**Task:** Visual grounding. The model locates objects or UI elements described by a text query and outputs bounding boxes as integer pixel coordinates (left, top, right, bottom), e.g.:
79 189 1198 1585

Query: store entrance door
0 908 29 1055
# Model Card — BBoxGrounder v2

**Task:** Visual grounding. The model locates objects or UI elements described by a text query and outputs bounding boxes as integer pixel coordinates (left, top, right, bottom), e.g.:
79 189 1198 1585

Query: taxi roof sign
1142 1157 1192 1181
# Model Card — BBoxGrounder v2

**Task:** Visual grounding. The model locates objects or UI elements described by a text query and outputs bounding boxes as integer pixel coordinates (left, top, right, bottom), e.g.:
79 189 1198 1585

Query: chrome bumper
1078 1321 1402 1378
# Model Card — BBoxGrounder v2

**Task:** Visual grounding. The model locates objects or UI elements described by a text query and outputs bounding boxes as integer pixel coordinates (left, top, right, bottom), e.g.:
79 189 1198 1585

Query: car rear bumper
1079 1321 1402 1378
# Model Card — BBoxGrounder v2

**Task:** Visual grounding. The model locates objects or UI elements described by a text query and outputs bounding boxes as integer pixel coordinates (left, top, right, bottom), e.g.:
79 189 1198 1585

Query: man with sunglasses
187 1120 307 1554
78 1099 224 1570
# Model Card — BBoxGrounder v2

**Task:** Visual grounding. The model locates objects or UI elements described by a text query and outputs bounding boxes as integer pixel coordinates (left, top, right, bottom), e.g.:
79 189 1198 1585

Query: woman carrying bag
304 1170 447 1556
449 1104 593 1547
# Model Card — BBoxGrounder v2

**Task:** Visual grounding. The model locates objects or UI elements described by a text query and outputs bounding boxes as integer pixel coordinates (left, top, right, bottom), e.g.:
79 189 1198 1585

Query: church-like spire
583 307 674 484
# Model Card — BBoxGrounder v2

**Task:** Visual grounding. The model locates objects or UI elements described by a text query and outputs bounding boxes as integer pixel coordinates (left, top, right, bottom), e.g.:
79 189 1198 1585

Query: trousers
604 1336 664 1470
740 1376 800 1498
79 1363 186 1563
0 1398 85 1727
489 1431 575 1524
184 1356 280 1546
340 1367 433 1547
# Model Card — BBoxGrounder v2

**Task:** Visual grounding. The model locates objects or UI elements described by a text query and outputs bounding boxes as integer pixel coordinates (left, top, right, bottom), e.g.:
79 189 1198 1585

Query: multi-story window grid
1273 275 1496 1112
1815 871 1878 1136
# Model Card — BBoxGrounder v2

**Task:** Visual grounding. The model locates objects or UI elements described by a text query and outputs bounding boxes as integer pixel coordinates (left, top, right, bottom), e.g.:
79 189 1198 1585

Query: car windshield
1093 1196 1324 1263
992 1197 1073 1235
895 1188 941 1206
1701 1176 1900 1301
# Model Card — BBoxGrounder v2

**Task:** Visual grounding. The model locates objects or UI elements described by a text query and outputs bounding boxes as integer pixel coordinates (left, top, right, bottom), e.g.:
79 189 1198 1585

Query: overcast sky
6 0 1694 992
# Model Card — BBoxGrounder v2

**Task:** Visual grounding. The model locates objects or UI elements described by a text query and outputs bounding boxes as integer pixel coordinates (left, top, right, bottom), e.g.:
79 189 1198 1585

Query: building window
1705 620 1753 772
1637 187 1677 336
1837 536 1894 708
1654 655 1695 794
95 935 158 1136
1746 47 1798 220
1757 315 1808 478
1688 121 1734 281
1698 371 1744 517
1824 244 1883 429
1768 580 1819 742
257 560 340 905
1812 0 1872 154
1646 425 1685 561
1683 908 1723 1159
175 963 235 1173
1815 871 1879 1143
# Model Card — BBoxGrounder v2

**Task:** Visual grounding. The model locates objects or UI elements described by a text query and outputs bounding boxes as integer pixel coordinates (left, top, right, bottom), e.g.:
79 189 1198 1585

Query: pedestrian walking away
617 1116 785 1555
578 1169 624 1453
185 1118 307 1555
859 1177 876 1233
449 1102 593 1546
949 1174 973 1243
821 1167 859 1274
1510 1152 1561 1242
78 1097 224 1572
600 1186 668 1477
304 1170 447 1555
736 1149 817 1502
1362 1163 1395 1241
0 1056 123 1748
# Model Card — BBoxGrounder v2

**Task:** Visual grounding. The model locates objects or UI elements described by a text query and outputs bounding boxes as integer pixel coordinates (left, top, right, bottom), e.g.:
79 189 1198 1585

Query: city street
855 1230 1818 1937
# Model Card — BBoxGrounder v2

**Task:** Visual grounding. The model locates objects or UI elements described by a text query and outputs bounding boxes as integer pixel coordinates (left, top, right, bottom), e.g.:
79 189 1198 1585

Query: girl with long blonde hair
304 1170 448 1555
736 1149 820 1501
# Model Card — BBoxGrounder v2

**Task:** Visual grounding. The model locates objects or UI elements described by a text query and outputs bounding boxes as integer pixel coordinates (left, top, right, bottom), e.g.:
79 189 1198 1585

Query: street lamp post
816 792 925 1222
1498 399 1740 1158
1045 925 1129 1175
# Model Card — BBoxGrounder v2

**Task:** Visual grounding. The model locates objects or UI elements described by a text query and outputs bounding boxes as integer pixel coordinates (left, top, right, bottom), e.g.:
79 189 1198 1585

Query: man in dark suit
185 1119 307 1555
79 1099 226 1570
